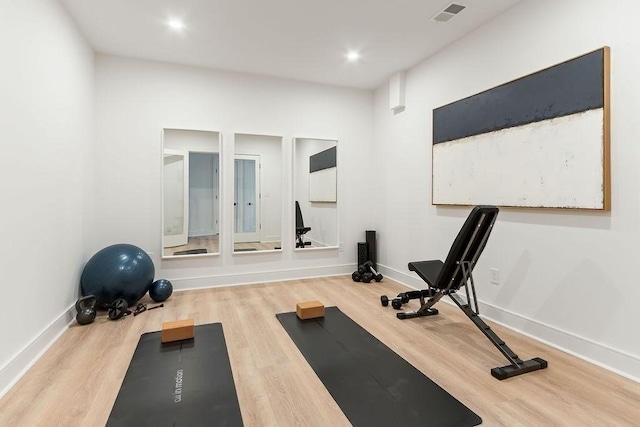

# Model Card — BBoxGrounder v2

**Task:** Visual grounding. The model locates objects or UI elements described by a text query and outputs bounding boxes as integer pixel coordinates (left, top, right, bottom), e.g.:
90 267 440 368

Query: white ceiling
60 0 522 89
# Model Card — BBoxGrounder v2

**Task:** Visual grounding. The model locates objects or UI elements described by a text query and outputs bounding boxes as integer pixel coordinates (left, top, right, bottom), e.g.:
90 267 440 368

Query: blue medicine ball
81 244 155 308
149 279 173 302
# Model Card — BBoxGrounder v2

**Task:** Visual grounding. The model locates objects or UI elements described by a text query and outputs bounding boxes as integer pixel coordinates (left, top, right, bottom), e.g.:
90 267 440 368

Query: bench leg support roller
161 319 195 343
296 301 325 320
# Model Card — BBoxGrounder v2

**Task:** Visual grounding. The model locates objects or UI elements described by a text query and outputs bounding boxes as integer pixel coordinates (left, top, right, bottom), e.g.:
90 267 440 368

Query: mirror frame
161 127 222 259
293 136 339 252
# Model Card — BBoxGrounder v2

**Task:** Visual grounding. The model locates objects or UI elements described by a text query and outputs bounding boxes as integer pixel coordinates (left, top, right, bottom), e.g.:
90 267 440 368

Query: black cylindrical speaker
366 230 377 270
357 242 368 267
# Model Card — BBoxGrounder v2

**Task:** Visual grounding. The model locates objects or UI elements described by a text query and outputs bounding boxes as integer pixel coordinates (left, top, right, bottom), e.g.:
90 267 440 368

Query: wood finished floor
163 235 282 256
1 276 639 426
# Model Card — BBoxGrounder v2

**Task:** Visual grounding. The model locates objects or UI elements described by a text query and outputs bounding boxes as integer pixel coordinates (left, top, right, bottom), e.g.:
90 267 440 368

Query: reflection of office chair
295 201 311 248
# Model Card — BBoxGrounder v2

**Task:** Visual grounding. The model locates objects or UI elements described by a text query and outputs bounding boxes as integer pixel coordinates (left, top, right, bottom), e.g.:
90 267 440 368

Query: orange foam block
296 301 325 320
161 319 195 343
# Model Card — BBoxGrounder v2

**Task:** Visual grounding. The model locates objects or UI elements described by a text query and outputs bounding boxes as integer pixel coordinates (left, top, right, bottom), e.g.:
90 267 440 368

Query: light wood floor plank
1 276 639 426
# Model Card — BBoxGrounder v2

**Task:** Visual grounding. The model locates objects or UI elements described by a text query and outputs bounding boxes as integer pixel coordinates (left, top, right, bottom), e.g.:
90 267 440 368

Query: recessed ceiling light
167 19 185 31
346 51 360 62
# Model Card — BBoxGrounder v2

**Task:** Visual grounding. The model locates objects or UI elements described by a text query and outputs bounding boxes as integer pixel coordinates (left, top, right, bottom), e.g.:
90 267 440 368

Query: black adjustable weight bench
398 205 547 380
295 201 312 248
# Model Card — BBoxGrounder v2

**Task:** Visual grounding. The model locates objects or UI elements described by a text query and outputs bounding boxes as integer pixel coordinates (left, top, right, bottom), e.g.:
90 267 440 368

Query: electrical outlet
339 241 344 252
490 268 500 285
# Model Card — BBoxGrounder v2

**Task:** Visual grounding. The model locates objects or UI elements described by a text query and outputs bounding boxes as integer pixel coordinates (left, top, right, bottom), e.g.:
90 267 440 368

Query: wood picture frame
432 47 611 210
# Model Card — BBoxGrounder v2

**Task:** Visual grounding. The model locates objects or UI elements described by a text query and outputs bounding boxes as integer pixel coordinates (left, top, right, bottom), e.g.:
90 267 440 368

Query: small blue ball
149 279 173 302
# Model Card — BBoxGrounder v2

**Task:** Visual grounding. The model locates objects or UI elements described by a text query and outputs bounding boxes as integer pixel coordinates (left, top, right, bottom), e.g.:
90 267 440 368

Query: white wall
94 55 373 287
234 134 283 242
373 0 640 379
0 0 94 393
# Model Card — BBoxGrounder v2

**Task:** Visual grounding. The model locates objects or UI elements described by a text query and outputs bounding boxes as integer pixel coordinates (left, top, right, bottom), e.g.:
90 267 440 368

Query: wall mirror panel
234 133 283 253
294 138 338 249
162 129 221 257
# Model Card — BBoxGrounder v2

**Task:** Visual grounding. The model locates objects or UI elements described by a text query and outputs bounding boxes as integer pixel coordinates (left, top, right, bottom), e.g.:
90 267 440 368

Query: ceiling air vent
431 3 466 23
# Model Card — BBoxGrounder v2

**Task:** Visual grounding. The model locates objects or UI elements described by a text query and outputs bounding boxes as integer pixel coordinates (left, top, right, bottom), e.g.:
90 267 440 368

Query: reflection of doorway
163 149 189 247
189 152 219 237
163 150 221 254
234 154 260 243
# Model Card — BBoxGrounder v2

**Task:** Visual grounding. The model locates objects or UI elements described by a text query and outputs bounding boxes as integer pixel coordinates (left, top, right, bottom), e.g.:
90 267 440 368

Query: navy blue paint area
107 324 244 427
433 48 605 144
309 146 337 172
277 307 482 427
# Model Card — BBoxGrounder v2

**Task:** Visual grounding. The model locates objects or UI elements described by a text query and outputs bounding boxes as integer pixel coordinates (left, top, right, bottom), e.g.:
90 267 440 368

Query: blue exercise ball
81 244 155 308
149 279 173 302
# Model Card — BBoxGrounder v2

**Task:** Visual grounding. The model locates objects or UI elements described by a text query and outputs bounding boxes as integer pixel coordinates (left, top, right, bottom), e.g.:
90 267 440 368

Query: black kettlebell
75 295 96 312
75 295 97 326
76 308 96 325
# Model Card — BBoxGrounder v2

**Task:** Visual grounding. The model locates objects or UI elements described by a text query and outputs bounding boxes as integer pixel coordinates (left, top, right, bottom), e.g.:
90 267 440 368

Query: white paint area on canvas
309 167 337 202
432 108 605 209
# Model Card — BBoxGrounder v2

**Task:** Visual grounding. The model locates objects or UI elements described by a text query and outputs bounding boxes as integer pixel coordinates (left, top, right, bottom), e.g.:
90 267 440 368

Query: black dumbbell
363 261 383 282
361 272 374 283
381 296 403 309
381 293 410 309
396 293 410 304
352 271 362 282
75 295 97 326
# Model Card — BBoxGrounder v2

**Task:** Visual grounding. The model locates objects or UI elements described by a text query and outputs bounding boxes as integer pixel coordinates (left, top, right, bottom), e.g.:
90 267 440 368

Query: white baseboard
188 230 216 238
378 263 640 383
0 304 76 399
304 237 329 248
170 263 353 291
478 301 640 382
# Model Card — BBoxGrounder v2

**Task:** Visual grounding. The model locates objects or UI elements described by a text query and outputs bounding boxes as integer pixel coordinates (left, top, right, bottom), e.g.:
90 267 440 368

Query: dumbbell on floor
353 267 375 282
361 272 374 283
381 295 403 309
353 262 383 283
362 261 383 282
353 270 375 283
380 293 409 310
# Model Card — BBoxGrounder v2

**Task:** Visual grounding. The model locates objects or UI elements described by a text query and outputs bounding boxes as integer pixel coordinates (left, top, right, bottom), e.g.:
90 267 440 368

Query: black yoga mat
277 307 482 427
107 323 243 427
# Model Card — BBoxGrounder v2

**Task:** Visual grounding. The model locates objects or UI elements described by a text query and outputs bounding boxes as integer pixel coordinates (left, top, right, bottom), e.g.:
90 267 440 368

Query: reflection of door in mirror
294 138 338 249
234 155 260 242
233 134 283 252
163 149 189 247
162 129 221 257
